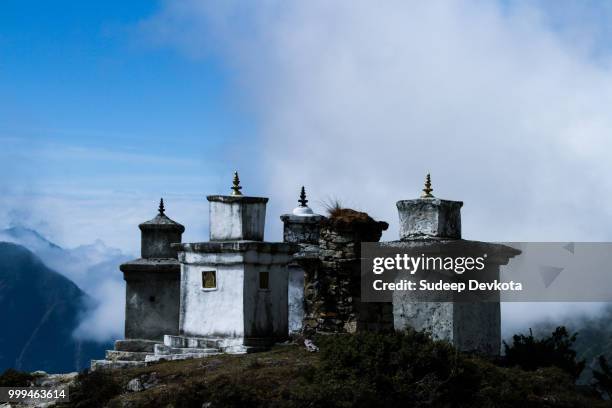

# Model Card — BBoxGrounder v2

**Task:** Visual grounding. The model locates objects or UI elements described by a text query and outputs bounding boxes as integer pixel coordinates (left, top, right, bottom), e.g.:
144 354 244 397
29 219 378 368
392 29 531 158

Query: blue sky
0 1 265 249
0 0 261 174
3 0 612 256
0 0 245 157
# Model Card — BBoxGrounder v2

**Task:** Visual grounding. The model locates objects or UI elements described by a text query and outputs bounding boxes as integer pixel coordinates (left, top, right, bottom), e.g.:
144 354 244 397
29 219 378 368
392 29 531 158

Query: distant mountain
72 238 126 265
0 226 130 357
0 226 131 292
0 226 62 251
0 242 109 373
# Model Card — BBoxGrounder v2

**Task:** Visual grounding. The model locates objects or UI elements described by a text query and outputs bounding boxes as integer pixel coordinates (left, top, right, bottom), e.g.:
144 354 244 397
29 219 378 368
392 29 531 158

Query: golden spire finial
231 171 243 196
421 173 434 198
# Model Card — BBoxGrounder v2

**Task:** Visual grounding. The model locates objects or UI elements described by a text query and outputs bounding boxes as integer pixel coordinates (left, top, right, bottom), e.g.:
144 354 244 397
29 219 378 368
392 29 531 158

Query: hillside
46 331 610 408
0 242 108 372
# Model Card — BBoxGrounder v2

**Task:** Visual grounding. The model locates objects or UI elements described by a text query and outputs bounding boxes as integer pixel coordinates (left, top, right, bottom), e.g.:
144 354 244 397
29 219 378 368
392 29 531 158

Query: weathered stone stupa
92 199 186 369
171 172 297 352
280 187 325 333
121 199 185 341
391 174 520 355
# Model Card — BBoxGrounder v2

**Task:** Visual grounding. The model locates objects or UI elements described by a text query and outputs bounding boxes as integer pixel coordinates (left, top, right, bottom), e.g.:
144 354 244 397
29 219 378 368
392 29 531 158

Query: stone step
145 352 220 363
154 344 218 355
244 337 276 349
115 339 161 352
105 350 150 362
223 345 250 355
164 335 246 351
91 359 146 371
164 335 225 349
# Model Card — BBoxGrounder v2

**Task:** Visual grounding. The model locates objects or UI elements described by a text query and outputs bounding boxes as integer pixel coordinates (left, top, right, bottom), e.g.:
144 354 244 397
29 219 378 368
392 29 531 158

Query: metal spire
421 173 434 198
298 186 308 207
158 198 165 215
231 171 243 196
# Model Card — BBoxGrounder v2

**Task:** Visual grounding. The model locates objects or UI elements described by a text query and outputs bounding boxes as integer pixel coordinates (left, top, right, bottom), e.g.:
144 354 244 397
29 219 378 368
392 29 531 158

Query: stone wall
280 213 325 333
121 260 181 340
391 195 520 356
207 195 268 241
301 209 392 335
280 214 324 244
121 207 184 341
175 241 296 345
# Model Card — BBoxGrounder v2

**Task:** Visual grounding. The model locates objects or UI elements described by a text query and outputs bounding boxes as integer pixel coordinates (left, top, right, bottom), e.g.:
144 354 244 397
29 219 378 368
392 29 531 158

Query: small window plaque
259 271 269 290
202 271 217 289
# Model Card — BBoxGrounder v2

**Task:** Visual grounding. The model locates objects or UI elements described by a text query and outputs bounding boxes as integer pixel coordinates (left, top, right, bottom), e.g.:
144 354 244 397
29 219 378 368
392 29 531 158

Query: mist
141 0 612 331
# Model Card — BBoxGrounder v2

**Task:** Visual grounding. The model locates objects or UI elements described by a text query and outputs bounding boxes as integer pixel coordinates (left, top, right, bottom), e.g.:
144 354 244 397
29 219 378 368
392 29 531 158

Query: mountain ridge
0 241 110 372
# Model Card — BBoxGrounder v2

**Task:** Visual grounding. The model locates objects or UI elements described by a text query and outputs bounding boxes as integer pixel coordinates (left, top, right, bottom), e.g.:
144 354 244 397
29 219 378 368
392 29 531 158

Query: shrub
66 370 122 408
323 199 344 217
308 330 482 408
503 326 585 381
0 368 33 387
592 355 612 399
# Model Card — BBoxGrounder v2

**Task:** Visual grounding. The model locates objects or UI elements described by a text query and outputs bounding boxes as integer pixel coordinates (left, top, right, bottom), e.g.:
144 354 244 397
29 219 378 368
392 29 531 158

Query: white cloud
141 1 612 240
74 279 126 342
0 190 206 253
0 135 214 252
142 0 612 331
0 136 214 342
502 302 609 338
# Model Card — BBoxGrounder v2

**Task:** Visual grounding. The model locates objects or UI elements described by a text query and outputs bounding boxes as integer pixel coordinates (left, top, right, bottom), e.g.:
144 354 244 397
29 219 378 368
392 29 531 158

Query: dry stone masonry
301 209 392 335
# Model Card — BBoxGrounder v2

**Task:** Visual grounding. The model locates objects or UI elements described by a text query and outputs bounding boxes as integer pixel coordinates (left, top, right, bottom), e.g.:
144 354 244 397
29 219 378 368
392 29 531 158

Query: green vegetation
531 306 612 385
54 329 609 408
0 368 33 387
593 355 612 400
67 370 123 408
503 326 586 381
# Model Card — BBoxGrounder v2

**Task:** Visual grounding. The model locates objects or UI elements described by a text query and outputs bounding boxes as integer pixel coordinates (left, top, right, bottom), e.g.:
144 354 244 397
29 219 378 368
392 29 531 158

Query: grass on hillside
42 330 611 408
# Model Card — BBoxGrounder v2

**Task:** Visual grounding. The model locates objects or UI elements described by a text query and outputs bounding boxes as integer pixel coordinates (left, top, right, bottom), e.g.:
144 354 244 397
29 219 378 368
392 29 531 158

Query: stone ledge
207 195 269 204
280 214 326 224
380 240 521 263
145 352 221 363
105 350 150 362
154 344 218 355
120 258 180 274
91 359 147 371
396 198 464 207
115 339 161 352
293 243 321 260
165 334 241 350
173 241 298 254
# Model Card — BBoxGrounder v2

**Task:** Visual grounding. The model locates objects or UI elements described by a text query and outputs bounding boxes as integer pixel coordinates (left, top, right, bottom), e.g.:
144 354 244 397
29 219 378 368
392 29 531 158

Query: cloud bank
143 1 612 241
142 0 612 331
